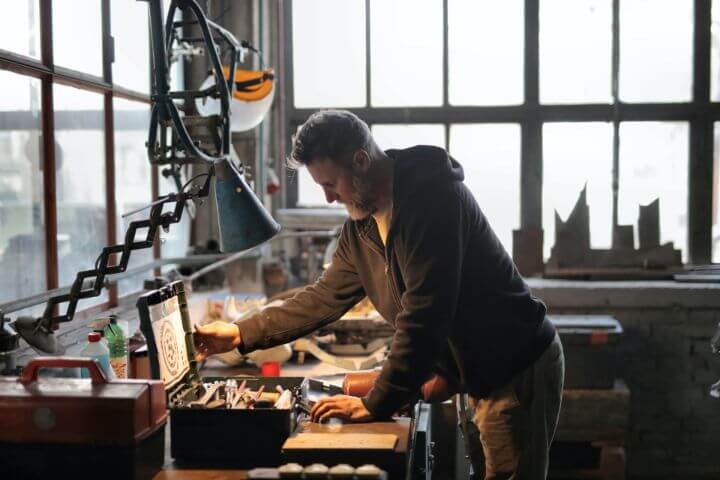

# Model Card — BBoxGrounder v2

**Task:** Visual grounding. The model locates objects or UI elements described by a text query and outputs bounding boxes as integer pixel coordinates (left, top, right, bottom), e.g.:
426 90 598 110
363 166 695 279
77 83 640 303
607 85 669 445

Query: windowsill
527 277 720 309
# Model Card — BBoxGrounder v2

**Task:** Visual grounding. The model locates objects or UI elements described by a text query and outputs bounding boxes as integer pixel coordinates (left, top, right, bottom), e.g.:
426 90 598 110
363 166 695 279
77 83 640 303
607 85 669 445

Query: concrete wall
529 279 720 478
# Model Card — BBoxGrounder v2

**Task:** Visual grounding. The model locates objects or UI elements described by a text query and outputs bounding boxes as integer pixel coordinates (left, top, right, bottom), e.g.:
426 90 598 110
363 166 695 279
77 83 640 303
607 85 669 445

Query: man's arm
235 224 365 353
363 184 467 419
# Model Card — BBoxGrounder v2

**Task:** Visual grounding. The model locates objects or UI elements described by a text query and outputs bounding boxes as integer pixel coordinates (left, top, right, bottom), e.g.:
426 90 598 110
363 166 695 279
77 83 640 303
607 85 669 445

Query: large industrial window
0 70 45 309
286 0 718 266
0 1 172 320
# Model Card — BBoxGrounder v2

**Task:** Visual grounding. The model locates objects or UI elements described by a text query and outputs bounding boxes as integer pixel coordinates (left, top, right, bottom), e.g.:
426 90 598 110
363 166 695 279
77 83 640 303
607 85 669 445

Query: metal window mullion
290 103 711 125
445 123 450 152
688 0 713 263
112 85 151 104
104 93 118 305
521 0 541 230
40 0 52 68
365 0 372 108
611 0 620 232
41 76 58 297
284 0 297 208
102 0 112 84
273 0 286 214
443 0 449 108
102 0 119 304
39 0 58 297
689 120 714 264
0 49 50 77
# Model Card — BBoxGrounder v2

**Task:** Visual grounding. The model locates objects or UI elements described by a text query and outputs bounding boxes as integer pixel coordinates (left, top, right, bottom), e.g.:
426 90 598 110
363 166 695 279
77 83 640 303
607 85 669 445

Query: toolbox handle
20 357 108 385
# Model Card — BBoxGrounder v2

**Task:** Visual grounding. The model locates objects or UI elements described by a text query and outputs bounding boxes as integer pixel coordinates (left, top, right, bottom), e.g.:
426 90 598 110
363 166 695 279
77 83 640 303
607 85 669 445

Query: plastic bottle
80 332 115 379
104 318 128 379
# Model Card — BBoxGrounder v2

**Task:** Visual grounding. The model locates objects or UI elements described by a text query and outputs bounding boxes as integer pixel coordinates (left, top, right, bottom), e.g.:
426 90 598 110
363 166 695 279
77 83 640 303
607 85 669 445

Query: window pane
112 1 150 93
620 0 693 102
0 0 40 59
619 122 688 260
449 0 524 106
55 84 108 307
543 123 613 260
0 71 45 304
712 122 720 261
159 170 190 264
297 169 345 208
53 0 103 77
449 124 521 255
292 0 366 108
371 124 445 150
540 0 612 104
370 0 443 107
114 98 152 296
714 123 720 261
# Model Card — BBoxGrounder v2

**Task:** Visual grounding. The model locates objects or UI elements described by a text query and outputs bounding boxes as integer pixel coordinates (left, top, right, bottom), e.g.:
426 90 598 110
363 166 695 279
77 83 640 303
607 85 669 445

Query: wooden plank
283 433 398 451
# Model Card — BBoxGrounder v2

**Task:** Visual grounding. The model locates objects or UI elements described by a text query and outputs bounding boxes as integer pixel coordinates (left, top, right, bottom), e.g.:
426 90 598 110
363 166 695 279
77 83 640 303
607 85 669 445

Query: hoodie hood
386 146 465 207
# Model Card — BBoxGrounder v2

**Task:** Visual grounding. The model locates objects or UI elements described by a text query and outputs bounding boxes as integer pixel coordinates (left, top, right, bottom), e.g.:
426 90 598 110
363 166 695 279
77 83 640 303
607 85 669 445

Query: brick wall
529 279 720 479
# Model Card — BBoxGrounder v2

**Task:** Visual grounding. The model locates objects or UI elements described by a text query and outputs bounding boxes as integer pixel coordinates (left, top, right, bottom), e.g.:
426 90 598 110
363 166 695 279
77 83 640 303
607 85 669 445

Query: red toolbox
0 357 167 480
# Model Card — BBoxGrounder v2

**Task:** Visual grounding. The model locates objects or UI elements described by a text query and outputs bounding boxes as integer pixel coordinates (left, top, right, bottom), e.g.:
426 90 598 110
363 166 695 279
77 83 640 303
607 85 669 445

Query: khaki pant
470 333 565 479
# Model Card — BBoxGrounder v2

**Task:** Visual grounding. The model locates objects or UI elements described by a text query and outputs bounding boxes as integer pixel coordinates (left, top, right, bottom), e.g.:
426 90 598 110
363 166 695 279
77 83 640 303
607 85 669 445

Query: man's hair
287 110 373 170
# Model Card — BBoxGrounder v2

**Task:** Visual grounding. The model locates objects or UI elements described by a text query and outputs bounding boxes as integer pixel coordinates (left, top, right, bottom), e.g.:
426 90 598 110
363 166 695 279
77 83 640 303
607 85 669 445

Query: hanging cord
240 40 266 69
448 340 486 479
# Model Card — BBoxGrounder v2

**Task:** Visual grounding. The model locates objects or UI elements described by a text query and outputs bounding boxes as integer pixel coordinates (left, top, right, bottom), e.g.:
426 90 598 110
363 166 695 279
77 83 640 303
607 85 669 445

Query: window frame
282 0 716 265
0 0 157 318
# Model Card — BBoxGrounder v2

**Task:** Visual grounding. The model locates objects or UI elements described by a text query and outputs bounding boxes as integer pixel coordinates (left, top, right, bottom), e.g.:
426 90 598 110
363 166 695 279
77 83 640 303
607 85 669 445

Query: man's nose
324 189 337 203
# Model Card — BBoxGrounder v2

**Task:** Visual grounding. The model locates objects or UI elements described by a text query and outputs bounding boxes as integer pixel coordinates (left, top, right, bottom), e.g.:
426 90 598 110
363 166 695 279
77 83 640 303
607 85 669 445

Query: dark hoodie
235 146 555 419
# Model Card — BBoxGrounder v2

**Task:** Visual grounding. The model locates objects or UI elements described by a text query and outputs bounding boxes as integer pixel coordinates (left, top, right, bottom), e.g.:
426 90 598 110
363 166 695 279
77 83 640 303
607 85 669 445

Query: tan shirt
373 201 393 246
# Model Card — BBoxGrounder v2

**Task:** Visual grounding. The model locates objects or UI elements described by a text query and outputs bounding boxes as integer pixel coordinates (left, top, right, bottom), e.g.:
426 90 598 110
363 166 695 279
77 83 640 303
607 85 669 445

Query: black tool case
548 315 624 389
137 281 301 465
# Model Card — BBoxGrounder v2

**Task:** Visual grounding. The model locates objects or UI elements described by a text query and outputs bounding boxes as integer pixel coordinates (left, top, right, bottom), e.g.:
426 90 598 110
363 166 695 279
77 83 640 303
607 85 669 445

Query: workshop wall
531 280 720 479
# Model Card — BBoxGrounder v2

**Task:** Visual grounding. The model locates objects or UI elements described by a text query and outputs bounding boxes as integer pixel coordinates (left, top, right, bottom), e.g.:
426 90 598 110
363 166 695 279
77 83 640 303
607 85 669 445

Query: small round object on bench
303 463 330 478
277 462 303 478
328 463 355 478
354 464 384 479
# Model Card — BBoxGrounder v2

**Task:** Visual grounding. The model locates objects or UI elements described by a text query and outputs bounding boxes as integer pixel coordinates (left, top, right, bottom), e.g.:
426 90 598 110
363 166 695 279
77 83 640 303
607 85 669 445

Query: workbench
153 359 423 479
156 418 412 479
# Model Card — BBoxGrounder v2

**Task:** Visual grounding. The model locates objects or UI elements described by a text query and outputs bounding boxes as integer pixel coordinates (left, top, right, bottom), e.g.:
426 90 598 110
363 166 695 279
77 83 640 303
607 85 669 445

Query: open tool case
137 281 302 465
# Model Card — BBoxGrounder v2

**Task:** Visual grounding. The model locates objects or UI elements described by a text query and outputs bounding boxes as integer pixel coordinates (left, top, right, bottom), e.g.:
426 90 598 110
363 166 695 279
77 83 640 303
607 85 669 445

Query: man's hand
193 321 242 362
310 395 373 423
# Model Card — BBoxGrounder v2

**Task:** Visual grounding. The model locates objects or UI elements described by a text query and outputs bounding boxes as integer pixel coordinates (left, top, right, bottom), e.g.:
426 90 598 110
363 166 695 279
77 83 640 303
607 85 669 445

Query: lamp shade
214 158 281 252
13 316 61 354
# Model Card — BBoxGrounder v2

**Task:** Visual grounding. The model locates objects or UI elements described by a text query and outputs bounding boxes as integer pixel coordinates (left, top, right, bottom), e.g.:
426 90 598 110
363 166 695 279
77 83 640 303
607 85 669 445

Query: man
194 110 564 479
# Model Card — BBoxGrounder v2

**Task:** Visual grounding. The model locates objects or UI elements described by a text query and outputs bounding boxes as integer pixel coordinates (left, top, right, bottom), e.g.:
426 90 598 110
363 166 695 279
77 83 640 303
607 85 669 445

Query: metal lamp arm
34 172 212 329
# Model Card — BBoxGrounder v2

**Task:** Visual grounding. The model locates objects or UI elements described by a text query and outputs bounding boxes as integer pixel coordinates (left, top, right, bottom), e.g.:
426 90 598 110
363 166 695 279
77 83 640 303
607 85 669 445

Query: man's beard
345 171 377 220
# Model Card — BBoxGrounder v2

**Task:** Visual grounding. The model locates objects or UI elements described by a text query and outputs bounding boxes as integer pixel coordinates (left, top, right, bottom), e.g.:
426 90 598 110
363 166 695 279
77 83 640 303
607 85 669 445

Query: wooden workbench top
156 417 411 479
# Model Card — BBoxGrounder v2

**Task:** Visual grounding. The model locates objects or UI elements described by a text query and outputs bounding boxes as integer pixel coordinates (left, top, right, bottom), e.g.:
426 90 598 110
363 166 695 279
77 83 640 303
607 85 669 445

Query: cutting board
282 433 398 451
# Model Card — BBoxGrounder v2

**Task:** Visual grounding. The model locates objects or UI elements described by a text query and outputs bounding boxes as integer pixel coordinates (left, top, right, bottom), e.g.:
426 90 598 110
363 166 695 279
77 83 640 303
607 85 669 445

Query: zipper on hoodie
382 213 403 310
360 227 403 310
385 249 403 309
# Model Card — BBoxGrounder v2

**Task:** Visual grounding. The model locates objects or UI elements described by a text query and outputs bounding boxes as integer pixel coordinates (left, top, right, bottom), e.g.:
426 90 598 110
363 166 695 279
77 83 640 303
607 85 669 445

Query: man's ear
351 149 370 173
